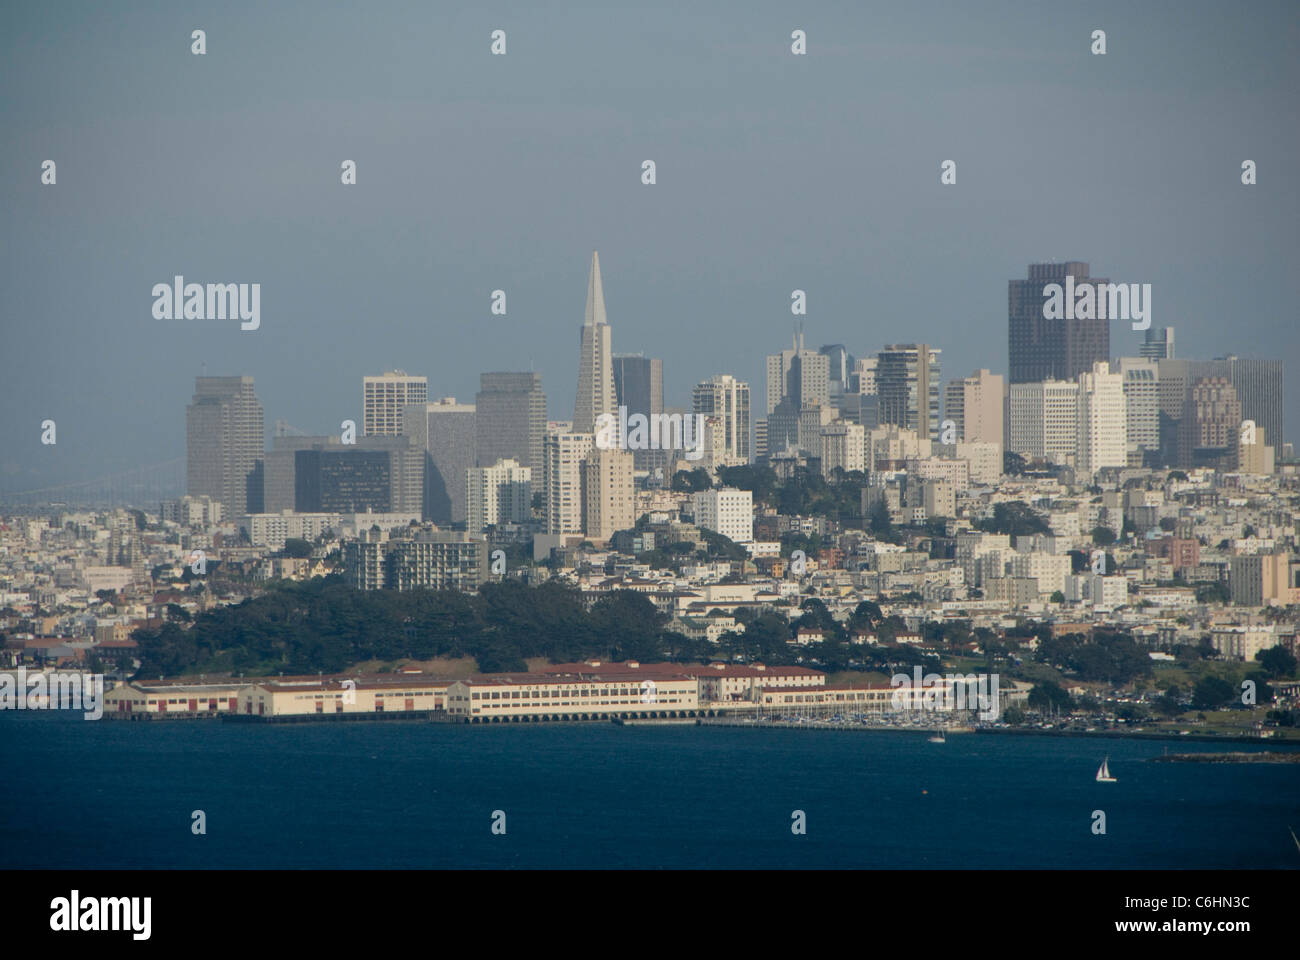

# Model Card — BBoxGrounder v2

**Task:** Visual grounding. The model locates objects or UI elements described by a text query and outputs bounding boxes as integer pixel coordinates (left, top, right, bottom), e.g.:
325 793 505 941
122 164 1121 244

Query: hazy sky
3 0 1297 494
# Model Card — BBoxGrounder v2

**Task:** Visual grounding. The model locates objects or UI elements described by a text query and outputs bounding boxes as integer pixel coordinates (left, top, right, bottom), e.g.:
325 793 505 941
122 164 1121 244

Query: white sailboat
1096 756 1117 782
927 729 946 743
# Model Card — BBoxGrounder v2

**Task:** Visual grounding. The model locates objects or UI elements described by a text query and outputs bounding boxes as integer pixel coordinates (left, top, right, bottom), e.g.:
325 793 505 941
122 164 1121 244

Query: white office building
466 459 532 534
1009 380 1078 464
1076 361 1128 478
691 487 754 543
363 371 428 436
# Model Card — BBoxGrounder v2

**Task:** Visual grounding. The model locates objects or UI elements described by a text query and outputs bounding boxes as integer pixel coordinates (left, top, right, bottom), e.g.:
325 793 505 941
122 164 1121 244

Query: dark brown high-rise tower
1009 262 1110 384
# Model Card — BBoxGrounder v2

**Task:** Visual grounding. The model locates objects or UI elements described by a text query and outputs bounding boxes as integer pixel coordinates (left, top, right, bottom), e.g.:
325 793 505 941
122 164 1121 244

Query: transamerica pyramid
572 251 617 433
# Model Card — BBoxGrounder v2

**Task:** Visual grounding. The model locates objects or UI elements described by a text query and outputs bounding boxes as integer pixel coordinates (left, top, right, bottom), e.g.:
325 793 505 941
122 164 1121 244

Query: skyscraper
613 355 663 421
613 354 664 471
286 435 423 514
850 357 878 396
692 375 751 465
1008 379 1078 464
1158 357 1283 467
765 327 829 414
1009 262 1110 383
819 344 856 401
403 398 476 525
1180 377 1242 471
186 376 264 519
944 368 1004 447
1139 326 1175 361
1115 357 1159 458
1075 362 1128 478
263 434 327 513
545 430 595 535
475 372 547 478
582 448 635 541
1221 356 1283 453
877 344 942 439
363 371 427 436
294 447 390 512
573 251 616 434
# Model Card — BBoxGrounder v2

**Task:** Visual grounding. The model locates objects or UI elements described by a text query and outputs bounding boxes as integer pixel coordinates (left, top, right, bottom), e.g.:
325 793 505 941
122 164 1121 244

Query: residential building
944 368 1004 447
877 344 942 439
545 430 595 535
466 459 532 534
1228 551 1297 606
343 528 489 591
819 421 865 476
691 487 754 543
692 375 751 465
1076 362 1127 478
1008 379 1078 464
583 448 635 541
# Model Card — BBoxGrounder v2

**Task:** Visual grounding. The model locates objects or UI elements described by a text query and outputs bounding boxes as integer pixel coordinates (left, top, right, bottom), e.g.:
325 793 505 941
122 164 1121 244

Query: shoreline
11 708 1298 746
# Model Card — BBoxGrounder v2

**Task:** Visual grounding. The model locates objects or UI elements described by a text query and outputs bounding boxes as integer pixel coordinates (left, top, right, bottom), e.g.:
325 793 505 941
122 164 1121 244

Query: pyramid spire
574 250 616 432
584 250 607 327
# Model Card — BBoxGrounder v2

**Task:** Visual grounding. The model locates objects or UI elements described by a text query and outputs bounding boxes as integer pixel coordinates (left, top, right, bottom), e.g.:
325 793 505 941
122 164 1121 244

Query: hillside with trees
130 577 717 679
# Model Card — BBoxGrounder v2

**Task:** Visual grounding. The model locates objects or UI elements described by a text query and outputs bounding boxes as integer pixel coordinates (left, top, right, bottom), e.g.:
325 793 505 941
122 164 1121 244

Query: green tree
672 468 712 492
742 613 796 662
699 528 747 562
974 501 1050 538
1154 684 1184 717
850 600 883 631
1191 675 1235 710
716 464 778 504
867 499 896 541
1027 680 1073 714
1091 526 1117 546
1195 582 1231 605
1255 644 1298 679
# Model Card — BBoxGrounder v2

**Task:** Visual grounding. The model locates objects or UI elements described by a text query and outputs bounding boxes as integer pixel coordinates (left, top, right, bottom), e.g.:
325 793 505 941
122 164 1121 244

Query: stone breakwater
1150 751 1300 763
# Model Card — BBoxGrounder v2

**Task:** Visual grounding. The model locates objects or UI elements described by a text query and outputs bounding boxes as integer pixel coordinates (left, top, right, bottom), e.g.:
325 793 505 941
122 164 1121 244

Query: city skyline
4 245 1289 503
15 266 1293 512
4 0 1297 496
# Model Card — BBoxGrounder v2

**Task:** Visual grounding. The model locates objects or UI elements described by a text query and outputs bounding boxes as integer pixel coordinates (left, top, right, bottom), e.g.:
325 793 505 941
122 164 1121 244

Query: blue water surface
2 712 1296 868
